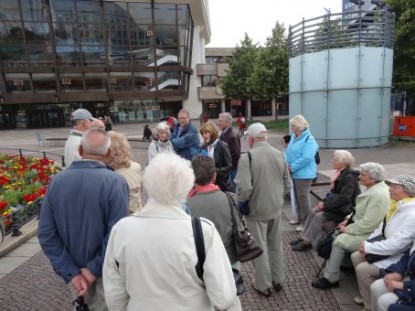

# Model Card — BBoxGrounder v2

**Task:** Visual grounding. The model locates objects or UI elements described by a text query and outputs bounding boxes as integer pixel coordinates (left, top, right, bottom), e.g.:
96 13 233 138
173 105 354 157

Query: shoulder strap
247 151 253 185
191 216 205 281
381 216 387 237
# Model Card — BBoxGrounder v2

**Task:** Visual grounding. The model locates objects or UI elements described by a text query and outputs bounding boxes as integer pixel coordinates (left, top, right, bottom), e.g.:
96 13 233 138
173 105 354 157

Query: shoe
340 265 354 272
272 282 283 292
311 277 339 289
252 281 272 297
295 224 304 232
354 296 364 306
289 238 303 246
290 220 300 225
292 242 312 252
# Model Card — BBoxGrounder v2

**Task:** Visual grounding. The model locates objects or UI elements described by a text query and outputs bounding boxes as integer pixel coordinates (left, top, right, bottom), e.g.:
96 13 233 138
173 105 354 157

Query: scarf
188 183 220 198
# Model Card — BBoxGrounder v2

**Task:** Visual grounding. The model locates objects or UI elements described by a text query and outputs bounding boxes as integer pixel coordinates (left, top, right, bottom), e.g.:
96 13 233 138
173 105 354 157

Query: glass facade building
0 0 209 129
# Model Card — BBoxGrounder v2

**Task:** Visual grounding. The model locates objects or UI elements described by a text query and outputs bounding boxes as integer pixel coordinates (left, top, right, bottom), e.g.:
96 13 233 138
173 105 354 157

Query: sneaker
311 277 339 289
295 224 304 232
292 242 312 252
354 296 364 306
289 238 303 246
289 220 300 225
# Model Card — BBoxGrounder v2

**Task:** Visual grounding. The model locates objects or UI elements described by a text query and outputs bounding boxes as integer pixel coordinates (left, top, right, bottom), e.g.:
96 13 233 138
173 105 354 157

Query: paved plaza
0 121 415 310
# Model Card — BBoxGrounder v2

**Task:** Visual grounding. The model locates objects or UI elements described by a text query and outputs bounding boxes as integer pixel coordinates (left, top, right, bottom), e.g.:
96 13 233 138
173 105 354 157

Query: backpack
305 135 320 165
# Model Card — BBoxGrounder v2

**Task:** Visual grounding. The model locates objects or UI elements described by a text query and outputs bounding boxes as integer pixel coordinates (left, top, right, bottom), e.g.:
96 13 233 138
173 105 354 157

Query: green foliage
248 22 288 99
386 0 415 92
218 34 258 99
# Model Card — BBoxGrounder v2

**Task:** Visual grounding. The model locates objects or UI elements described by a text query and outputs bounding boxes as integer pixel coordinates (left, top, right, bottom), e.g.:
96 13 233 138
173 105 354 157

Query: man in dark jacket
218 112 241 184
171 109 200 160
38 128 129 310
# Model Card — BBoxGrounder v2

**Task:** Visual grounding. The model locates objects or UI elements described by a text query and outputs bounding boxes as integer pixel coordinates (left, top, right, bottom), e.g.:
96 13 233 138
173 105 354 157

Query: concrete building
0 0 210 129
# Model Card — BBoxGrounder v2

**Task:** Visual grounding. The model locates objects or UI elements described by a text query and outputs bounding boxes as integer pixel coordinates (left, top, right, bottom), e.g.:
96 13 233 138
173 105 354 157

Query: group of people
39 108 415 311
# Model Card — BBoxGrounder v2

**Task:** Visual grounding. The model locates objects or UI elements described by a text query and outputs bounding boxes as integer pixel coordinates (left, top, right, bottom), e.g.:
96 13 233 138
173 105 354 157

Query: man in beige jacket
235 123 291 297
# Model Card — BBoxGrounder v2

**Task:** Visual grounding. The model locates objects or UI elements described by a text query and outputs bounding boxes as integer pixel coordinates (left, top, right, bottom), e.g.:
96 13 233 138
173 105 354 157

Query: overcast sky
206 0 343 47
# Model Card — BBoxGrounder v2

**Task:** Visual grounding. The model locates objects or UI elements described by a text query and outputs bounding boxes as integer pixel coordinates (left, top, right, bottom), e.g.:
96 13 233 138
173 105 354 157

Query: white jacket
64 129 82 167
103 200 237 311
365 199 415 269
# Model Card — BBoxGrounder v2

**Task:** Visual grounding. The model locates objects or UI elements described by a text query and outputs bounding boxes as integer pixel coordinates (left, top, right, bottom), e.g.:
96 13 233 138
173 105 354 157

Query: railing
289 9 395 58
0 148 65 167
3 198 42 236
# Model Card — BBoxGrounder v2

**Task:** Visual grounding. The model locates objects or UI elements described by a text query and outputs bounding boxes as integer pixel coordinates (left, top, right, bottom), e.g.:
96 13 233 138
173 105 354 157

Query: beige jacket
115 162 143 213
235 140 291 221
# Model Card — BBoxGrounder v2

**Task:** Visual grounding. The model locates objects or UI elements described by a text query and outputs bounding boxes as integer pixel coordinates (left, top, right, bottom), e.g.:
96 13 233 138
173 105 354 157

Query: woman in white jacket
351 174 415 311
147 121 175 163
103 153 239 311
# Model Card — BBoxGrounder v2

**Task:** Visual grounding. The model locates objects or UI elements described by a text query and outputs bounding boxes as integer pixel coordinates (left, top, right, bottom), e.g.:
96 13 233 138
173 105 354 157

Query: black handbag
316 228 341 259
225 192 263 262
366 217 389 264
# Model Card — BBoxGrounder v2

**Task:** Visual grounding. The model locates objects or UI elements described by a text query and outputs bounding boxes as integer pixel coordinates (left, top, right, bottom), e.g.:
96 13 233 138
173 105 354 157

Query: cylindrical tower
289 10 395 148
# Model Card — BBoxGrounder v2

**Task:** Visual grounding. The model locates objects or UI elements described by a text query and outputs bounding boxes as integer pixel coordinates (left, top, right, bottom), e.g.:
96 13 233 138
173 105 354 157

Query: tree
218 33 257 100
248 21 288 101
386 0 415 93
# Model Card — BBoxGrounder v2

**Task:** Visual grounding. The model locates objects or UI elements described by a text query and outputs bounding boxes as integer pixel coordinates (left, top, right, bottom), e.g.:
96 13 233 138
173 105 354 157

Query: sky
206 0 343 47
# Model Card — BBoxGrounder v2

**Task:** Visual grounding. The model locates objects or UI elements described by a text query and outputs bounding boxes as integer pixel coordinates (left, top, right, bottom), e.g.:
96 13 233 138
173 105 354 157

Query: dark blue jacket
171 122 200 160
38 160 129 283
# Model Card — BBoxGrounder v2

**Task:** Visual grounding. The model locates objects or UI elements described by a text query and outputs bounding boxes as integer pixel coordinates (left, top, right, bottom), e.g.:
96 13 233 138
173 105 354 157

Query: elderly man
235 123 291 297
64 108 96 167
218 112 241 184
39 128 129 310
171 109 200 160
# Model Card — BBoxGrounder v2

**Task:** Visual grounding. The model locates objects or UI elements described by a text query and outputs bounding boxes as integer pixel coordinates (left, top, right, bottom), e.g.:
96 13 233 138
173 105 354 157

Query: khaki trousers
70 278 108 311
351 251 381 311
245 216 284 292
370 278 400 311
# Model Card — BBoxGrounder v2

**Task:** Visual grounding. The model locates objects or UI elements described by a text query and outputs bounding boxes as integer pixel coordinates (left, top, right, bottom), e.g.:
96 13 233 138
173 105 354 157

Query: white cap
246 122 267 138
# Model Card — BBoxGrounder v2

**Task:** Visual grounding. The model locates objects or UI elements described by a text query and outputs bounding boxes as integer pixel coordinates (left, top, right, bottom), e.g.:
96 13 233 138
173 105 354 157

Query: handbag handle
225 191 245 231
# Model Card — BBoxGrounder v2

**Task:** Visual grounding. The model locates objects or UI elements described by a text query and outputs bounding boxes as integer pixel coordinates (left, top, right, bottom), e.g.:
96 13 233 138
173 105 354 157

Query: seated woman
198 121 234 192
291 150 361 252
105 131 143 213
351 174 415 311
311 162 390 289
147 121 175 163
103 153 239 311
372 240 415 311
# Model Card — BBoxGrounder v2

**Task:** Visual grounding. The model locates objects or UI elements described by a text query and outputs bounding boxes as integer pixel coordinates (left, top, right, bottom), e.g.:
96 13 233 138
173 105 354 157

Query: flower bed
0 154 59 234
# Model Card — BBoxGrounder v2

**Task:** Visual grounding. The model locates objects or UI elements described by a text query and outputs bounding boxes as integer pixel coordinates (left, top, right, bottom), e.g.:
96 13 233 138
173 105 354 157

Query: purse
366 217 389 264
225 192 263 262
316 228 341 259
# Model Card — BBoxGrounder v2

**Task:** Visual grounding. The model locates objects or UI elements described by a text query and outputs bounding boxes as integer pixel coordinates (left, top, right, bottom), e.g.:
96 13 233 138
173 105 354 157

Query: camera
73 296 89 311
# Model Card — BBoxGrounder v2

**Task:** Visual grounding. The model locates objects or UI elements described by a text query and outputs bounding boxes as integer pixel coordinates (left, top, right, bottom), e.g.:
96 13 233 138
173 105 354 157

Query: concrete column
221 99 226 112
247 99 252 120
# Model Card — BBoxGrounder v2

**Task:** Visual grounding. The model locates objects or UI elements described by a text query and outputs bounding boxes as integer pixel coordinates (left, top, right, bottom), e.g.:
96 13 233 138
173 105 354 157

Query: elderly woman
285 114 319 231
187 155 243 304
198 121 234 192
311 162 389 289
105 131 143 213
147 121 174 163
291 150 361 252
351 174 415 311
103 153 238 311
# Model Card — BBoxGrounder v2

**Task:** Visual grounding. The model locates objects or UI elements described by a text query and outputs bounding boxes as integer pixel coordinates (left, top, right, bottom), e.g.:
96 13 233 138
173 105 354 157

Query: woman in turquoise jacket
286 114 319 231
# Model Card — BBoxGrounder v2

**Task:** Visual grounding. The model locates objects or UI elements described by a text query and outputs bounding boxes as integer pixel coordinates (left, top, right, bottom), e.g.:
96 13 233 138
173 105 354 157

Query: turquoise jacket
285 128 319 179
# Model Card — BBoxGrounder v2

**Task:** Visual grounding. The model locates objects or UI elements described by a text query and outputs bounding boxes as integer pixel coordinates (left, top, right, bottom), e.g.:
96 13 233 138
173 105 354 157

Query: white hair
333 150 354 167
290 114 309 131
143 153 194 205
360 162 386 181
154 121 171 139
80 128 111 156
219 112 232 123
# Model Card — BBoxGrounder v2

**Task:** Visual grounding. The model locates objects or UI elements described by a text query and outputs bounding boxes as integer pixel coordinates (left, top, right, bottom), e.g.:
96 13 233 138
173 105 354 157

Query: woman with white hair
105 131 143 213
291 150 361 252
103 153 238 311
311 162 389 290
285 114 319 232
147 121 175 163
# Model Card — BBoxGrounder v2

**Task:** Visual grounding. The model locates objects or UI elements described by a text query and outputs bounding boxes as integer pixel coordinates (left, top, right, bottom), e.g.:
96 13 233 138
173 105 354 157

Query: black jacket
220 127 241 170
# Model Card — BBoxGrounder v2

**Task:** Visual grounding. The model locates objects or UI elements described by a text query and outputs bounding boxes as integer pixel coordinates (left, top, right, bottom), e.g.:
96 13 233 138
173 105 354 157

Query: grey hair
219 112 233 123
154 122 171 139
80 128 111 156
359 162 386 182
333 150 354 168
178 108 190 117
289 114 309 131
143 153 194 205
